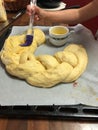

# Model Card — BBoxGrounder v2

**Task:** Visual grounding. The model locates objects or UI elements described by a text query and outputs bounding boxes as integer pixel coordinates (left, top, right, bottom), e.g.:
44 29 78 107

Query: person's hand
26 4 46 21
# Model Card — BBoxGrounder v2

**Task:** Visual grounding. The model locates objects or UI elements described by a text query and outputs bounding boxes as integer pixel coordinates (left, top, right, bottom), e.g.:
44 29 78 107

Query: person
26 0 98 35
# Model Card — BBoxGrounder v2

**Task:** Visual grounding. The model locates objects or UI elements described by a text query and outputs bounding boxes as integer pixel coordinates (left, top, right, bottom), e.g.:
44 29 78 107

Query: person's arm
44 0 98 24
27 0 98 24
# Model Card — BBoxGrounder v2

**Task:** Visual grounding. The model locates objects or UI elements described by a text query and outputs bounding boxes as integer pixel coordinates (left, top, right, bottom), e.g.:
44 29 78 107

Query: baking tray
1 27 98 120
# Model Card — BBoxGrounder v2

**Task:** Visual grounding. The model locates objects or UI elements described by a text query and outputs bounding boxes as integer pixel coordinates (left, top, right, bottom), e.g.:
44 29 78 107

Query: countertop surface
0 118 98 130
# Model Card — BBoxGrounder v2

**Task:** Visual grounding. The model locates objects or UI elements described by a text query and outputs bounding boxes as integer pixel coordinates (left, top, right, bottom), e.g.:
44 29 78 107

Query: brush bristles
20 35 33 46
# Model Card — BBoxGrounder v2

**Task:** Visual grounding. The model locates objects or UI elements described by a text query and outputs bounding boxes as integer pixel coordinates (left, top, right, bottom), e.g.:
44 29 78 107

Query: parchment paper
0 24 98 106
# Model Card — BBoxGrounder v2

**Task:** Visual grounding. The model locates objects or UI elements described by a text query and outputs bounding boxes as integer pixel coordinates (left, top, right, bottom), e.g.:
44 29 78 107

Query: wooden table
0 10 98 130
0 118 98 130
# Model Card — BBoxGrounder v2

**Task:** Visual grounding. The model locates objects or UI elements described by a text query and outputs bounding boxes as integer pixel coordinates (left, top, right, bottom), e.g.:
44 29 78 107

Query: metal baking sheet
0 24 98 120
0 104 98 120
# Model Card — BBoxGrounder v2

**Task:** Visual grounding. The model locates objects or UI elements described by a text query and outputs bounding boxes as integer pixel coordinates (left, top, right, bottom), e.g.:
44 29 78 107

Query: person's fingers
26 5 35 15
26 5 42 21
35 15 40 21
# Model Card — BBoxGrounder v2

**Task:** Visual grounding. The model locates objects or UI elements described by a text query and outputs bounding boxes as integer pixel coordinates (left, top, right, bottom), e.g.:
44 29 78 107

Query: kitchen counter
0 118 98 130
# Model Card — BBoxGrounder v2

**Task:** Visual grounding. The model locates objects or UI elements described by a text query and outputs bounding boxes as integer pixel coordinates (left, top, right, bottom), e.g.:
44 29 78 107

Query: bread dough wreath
0 28 88 88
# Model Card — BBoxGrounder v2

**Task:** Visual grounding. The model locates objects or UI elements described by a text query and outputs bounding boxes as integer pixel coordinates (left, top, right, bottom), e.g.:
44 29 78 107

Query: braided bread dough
0 28 88 88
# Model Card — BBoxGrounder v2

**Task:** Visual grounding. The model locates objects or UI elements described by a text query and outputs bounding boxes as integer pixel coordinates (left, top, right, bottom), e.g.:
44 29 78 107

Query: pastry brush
21 0 36 46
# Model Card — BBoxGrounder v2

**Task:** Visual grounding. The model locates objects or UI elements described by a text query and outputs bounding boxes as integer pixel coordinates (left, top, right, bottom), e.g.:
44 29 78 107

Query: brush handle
27 0 37 35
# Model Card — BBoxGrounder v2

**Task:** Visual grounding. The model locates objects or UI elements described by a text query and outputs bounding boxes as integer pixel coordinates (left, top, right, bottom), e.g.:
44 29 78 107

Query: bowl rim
49 26 69 37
